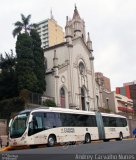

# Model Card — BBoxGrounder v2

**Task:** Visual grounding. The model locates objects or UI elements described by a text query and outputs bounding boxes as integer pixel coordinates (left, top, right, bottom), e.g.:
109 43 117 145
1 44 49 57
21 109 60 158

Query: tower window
79 62 85 75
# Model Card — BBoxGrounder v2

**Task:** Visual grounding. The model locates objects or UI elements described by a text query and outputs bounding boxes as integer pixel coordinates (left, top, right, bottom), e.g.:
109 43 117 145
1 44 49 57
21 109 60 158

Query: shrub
43 99 56 107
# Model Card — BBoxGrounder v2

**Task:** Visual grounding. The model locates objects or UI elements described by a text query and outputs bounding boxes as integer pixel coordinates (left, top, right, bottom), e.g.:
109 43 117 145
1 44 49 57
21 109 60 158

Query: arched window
81 87 85 110
60 87 65 108
79 62 85 75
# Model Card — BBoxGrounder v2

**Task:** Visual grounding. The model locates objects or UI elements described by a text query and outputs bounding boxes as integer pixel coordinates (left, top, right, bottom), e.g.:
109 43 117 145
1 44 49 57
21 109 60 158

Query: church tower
65 5 86 42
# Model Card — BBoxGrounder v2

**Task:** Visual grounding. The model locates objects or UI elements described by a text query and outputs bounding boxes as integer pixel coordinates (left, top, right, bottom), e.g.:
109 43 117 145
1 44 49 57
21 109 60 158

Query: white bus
8 107 130 147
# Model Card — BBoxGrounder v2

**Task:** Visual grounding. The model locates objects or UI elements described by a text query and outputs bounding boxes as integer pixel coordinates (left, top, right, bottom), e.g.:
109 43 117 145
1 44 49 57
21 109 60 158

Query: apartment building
36 18 64 49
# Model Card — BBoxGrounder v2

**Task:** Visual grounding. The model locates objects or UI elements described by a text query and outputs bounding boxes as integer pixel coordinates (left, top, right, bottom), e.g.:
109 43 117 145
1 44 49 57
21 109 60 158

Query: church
44 6 97 111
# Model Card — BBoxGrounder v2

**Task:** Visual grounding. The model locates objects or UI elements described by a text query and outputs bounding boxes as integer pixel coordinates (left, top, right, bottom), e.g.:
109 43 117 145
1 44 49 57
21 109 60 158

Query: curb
124 138 134 140
0 146 13 152
0 146 29 152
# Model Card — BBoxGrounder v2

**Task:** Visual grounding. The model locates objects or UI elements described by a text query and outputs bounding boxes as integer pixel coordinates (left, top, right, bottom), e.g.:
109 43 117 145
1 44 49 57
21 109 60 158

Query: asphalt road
1 140 136 160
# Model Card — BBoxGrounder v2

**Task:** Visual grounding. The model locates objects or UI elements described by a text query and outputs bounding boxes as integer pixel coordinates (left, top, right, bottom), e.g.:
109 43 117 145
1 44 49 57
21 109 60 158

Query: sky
0 0 136 90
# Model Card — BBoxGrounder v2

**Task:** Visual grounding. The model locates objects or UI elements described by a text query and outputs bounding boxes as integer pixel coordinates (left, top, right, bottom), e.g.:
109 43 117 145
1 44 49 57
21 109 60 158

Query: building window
96 95 99 108
106 97 109 110
79 62 85 75
81 87 86 110
60 87 65 108
42 25 48 28
43 33 48 37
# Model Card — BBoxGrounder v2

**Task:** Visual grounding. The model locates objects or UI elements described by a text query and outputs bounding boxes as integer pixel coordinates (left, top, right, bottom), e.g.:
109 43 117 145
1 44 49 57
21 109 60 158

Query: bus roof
18 106 127 118
31 107 96 115
101 112 126 118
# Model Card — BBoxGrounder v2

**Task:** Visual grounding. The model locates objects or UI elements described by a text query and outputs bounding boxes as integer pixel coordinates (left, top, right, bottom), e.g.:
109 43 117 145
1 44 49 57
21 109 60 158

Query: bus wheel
48 135 56 147
85 133 91 143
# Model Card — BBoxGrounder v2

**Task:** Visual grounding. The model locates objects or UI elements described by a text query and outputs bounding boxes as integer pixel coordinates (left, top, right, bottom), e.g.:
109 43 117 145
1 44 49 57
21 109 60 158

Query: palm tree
12 14 31 37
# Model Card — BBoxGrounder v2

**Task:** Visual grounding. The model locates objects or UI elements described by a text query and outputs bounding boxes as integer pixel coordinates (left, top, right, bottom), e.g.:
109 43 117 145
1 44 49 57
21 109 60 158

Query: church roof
44 37 92 54
44 42 67 51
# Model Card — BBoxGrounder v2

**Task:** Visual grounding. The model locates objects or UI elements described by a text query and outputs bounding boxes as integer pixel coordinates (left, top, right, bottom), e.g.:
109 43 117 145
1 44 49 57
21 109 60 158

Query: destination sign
61 128 75 133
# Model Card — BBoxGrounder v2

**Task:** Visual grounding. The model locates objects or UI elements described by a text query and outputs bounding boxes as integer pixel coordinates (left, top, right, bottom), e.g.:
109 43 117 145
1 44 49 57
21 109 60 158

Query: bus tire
47 135 56 147
85 133 91 143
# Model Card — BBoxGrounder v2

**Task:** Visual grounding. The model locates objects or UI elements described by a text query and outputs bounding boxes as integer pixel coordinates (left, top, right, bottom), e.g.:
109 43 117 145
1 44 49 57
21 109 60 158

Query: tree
16 33 37 92
30 29 46 94
0 97 25 120
0 51 18 100
13 14 45 94
12 14 31 37
0 50 15 71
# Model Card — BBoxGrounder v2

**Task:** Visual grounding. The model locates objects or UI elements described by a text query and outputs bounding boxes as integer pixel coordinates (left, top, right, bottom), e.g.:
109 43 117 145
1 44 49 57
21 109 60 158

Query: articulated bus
8 107 130 147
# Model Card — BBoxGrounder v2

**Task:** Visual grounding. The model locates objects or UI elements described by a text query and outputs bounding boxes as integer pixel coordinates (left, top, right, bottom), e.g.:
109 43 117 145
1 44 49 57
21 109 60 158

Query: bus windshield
10 113 29 138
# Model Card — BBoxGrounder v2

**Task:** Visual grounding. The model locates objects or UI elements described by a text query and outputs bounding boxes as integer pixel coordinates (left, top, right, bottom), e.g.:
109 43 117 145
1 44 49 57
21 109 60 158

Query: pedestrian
133 128 136 140
0 136 2 148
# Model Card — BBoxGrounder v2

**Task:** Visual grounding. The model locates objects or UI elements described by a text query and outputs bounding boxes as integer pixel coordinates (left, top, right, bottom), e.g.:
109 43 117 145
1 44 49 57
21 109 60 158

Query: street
0 140 136 160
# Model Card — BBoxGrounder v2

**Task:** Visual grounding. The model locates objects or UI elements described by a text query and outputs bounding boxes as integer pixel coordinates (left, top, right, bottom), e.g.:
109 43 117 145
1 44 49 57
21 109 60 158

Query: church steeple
73 5 82 38
87 32 93 51
53 50 58 68
65 5 86 42
65 16 72 44
87 32 94 61
73 4 81 20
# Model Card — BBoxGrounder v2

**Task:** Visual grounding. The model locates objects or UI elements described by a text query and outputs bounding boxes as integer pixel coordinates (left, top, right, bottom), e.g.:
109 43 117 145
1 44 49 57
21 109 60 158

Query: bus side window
89 115 97 127
109 117 116 127
120 118 127 127
54 113 62 127
44 113 52 129
102 116 109 127
44 112 57 129
116 118 122 127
